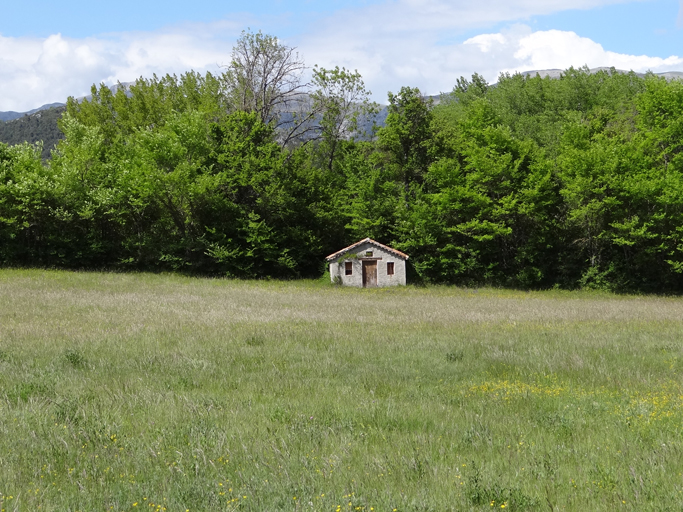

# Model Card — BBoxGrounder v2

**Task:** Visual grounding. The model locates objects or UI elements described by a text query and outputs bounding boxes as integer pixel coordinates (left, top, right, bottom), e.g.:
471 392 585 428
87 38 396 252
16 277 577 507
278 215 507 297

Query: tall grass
1 269 682 511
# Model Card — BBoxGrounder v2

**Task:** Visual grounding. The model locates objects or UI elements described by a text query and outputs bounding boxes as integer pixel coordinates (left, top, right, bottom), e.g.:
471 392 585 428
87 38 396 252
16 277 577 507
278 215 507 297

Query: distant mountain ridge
0 103 66 122
2 69 683 157
0 106 66 159
0 82 135 122
4 69 683 121
519 67 683 81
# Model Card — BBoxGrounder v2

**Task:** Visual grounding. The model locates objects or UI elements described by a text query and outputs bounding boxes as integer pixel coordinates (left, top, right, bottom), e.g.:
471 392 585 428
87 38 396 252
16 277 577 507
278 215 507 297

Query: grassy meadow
1 269 683 511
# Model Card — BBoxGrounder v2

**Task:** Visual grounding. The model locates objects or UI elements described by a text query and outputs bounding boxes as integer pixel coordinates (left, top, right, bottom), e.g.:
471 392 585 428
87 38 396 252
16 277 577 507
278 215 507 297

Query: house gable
325 238 408 262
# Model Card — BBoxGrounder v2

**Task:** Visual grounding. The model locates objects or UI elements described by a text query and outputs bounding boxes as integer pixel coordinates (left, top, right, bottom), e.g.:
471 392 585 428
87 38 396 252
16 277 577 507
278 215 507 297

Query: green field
1 270 682 511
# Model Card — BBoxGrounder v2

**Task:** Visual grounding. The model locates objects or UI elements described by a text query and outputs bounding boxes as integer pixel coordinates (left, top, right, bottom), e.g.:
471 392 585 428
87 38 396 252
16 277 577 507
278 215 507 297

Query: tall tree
222 30 310 144
377 87 447 190
309 66 378 170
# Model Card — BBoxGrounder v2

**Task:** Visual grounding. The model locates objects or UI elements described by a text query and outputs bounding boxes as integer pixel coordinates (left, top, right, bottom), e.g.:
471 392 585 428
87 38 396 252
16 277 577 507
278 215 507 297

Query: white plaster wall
329 242 406 287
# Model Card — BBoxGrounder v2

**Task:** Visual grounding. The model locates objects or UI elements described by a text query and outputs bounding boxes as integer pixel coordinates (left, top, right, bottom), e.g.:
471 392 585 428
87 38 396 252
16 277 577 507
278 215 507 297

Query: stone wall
329 242 406 287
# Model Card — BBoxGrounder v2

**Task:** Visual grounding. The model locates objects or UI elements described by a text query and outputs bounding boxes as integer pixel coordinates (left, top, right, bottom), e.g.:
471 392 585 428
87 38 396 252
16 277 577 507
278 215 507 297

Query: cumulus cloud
289 0 669 99
464 27 683 78
0 0 672 111
0 21 244 111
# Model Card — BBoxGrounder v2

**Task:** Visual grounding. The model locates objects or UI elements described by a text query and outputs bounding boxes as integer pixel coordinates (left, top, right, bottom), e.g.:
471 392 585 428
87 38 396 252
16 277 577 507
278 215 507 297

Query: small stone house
326 238 409 287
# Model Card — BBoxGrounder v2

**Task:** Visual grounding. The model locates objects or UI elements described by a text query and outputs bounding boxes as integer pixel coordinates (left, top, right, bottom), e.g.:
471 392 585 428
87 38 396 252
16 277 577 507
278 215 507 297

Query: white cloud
463 27 683 78
0 22 244 112
291 0 662 99
0 0 669 111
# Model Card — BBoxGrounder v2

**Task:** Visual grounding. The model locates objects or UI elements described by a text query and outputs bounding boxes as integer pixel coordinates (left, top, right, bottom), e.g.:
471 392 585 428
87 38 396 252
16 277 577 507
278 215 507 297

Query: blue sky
1 0 682 111
3 0 357 38
533 1 681 57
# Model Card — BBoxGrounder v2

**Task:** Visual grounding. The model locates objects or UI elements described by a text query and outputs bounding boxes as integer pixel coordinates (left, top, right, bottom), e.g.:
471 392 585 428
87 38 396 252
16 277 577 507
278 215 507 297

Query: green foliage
0 141 59 265
378 86 442 187
310 65 379 170
428 68 683 290
5 58 683 290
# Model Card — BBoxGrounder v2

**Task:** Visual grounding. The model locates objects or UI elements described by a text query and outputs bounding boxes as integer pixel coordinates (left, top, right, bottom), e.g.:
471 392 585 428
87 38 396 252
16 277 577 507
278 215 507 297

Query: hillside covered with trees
2 30 683 292
0 106 65 159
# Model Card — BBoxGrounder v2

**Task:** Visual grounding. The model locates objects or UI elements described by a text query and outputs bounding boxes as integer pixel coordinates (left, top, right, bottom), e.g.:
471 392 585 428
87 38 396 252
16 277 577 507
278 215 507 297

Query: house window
387 262 395 275
345 261 353 275
366 251 373 257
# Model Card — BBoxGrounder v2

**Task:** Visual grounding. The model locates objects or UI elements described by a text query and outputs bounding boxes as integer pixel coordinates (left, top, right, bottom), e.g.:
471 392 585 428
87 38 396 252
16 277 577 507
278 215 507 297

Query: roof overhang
325 238 409 262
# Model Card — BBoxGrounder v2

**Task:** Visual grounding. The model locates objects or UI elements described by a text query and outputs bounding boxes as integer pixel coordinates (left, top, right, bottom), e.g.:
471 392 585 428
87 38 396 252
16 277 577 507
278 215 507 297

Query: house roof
325 238 409 262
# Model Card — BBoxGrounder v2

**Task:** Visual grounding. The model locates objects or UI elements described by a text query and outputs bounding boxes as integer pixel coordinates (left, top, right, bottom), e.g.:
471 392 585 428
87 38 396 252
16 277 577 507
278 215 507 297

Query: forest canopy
2 30 683 292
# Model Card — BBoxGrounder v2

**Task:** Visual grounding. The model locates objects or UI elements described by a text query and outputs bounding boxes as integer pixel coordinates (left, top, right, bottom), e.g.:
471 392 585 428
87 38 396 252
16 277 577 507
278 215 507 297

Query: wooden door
362 261 377 288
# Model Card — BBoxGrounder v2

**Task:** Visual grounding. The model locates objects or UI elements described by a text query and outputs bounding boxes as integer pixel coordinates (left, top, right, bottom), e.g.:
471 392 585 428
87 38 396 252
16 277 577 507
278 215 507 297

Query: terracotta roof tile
325 238 409 261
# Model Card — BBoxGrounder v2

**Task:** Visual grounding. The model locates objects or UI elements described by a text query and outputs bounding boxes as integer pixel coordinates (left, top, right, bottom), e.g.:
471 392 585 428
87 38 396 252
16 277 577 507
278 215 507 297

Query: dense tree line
3 31 683 291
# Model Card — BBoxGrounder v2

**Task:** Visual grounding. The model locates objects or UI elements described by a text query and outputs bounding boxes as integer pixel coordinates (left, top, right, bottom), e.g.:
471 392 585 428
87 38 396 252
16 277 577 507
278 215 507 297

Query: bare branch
221 31 376 150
